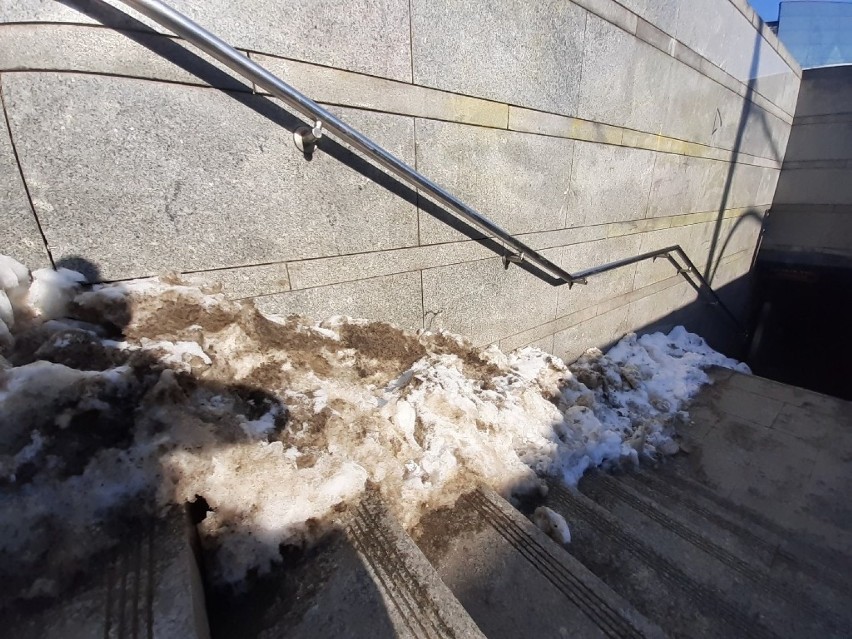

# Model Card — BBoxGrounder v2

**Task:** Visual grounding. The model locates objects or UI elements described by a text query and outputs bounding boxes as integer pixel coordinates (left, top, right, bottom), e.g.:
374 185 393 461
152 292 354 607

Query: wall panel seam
0 60 784 168
267 221 758 295
0 71 55 268
168 207 761 293
0 21 791 158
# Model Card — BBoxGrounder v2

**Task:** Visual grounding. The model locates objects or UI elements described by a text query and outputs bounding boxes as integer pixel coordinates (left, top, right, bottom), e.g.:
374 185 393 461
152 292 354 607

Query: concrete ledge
250 51 508 129
725 0 802 76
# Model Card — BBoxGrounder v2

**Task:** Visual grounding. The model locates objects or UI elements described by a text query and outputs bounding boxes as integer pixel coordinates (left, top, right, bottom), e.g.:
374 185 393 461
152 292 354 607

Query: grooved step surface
211 493 484 639
579 473 849 637
346 496 485 639
1 507 209 639
545 484 780 639
627 469 852 602
673 370 852 560
414 487 664 639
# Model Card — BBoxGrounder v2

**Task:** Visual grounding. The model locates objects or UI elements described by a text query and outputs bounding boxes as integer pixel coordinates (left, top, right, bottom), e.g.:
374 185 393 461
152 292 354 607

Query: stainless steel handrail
117 0 582 287
572 246 746 333
114 0 747 334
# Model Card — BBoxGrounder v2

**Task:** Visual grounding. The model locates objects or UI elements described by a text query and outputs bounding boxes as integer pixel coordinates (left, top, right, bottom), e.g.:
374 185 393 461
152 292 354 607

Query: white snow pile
0 254 748 602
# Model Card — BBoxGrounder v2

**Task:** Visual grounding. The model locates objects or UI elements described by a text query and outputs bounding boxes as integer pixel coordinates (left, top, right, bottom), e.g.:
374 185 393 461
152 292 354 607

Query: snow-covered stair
413 486 665 639
1 506 209 639
207 491 485 639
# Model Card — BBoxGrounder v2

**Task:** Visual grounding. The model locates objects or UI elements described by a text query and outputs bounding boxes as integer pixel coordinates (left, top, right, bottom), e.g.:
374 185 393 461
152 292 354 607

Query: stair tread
210 491 484 639
414 486 665 639
578 472 850 635
1 506 209 639
545 483 787 639
674 370 852 560
627 467 852 597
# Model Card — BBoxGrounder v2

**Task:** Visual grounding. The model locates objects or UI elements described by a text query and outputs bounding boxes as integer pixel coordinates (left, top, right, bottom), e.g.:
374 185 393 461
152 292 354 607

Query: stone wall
0 0 800 360
761 64 852 268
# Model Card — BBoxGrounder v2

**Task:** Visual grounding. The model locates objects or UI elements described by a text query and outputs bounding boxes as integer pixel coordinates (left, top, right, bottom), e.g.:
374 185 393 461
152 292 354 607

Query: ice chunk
27 267 88 320
533 506 571 544
0 316 12 351
0 255 30 290
0 290 13 328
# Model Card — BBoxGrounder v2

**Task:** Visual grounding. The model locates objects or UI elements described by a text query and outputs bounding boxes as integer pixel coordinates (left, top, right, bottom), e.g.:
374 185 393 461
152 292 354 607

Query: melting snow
0 254 748 602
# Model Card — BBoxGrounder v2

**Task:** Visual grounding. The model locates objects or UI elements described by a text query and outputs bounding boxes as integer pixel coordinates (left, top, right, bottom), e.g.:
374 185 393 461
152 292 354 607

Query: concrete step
543 483 782 639
673 369 852 560
625 467 852 602
1 506 210 639
413 486 665 639
208 491 485 639
578 472 849 637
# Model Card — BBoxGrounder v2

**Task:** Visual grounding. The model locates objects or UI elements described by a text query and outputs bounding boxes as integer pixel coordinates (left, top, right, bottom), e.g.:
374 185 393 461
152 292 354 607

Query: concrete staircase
9 370 851 637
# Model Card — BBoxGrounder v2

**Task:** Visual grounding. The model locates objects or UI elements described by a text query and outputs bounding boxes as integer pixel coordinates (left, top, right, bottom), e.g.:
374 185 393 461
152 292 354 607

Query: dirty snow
0 255 748 601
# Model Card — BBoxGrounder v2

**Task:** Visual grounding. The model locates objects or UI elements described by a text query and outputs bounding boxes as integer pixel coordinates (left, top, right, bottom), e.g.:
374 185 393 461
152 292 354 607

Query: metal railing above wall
116 0 747 335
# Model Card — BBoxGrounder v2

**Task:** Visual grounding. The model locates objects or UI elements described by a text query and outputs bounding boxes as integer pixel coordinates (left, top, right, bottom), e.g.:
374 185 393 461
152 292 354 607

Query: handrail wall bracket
293 120 323 155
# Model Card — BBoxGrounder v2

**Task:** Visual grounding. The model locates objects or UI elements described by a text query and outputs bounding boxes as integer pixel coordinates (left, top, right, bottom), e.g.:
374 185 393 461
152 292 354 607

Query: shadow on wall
56 0 566 287
54 0 771 296
705 29 783 285
604 273 754 361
